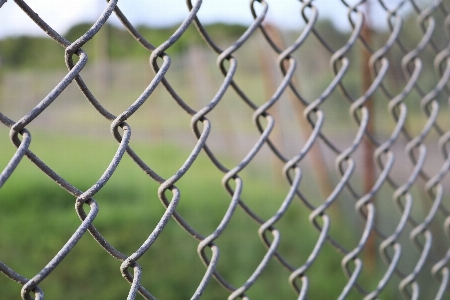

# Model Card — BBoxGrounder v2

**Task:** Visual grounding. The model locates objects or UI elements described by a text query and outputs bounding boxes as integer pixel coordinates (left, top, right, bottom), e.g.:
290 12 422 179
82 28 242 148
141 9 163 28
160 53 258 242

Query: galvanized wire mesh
1 0 450 299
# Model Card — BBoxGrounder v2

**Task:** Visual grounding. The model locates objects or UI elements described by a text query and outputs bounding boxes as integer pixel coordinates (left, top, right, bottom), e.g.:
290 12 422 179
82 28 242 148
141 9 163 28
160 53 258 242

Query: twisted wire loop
397 3 444 298
1 0 450 299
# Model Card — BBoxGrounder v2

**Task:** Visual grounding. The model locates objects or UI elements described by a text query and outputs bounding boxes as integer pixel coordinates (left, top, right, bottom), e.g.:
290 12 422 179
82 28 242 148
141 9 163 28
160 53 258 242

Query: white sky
0 0 402 39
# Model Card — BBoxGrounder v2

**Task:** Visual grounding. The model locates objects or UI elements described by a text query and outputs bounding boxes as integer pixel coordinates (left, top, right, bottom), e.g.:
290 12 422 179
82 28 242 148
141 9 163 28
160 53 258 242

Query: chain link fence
1 0 450 299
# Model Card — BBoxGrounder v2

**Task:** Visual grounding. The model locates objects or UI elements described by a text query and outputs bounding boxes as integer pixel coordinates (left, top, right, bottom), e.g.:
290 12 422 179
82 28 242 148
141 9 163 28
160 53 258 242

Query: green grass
0 128 381 299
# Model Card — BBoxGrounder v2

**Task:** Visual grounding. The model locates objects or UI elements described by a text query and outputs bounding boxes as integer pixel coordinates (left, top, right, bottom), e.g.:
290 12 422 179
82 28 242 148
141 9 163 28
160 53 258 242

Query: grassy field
0 127 370 299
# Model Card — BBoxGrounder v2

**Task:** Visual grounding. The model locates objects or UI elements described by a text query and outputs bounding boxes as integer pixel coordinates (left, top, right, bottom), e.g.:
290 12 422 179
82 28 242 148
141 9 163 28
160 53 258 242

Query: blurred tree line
0 23 247 70
1 11 446 85
0 11 447 125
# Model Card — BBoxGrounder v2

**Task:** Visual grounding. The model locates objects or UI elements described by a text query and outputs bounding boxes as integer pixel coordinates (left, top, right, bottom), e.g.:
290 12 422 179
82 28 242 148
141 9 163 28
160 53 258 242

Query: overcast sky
0 0 401 39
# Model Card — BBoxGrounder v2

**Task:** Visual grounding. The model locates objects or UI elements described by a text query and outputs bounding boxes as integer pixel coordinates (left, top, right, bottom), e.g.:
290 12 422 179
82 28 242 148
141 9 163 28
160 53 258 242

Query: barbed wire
1 0 450 299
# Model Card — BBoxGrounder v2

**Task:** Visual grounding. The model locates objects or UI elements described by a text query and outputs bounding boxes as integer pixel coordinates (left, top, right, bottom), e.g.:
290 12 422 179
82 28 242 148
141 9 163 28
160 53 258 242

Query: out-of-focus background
1 0 449 299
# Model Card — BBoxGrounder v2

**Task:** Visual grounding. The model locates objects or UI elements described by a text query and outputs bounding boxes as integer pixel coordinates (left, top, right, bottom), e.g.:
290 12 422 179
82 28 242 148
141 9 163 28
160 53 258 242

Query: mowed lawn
1 129 360 299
